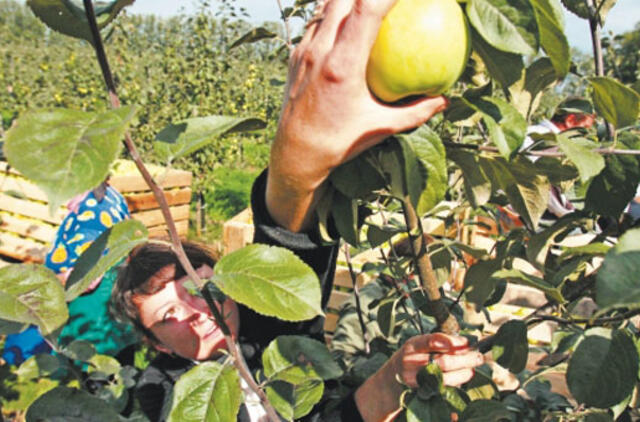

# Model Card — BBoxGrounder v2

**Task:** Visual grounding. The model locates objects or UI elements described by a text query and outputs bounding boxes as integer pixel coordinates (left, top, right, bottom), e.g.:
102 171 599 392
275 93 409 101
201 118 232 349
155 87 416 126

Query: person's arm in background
264 0 448 233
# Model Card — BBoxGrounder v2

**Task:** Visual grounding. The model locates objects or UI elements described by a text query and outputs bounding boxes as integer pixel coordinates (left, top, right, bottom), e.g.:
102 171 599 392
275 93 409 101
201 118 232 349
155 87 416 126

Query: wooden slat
222 208 254 255
124 188 192 212
0 193 66 225
130 205 190 228
326 290 351 312
0 213 57 243
110 171 192 193
0 174 49 202
332 267 369 289
323 312 340 334
147 220 189 238
0 231 47 262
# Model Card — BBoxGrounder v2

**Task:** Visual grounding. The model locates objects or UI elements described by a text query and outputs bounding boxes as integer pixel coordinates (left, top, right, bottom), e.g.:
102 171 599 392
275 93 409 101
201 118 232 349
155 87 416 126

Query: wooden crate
0 160 192 263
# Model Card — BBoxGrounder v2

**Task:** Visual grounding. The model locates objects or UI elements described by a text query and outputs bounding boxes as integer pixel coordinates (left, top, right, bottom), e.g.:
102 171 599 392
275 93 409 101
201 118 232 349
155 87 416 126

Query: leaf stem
401 196 459 334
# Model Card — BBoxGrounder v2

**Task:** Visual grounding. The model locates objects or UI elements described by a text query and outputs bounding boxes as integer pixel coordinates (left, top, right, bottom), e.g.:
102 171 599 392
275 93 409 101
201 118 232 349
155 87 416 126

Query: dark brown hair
110 240 218 342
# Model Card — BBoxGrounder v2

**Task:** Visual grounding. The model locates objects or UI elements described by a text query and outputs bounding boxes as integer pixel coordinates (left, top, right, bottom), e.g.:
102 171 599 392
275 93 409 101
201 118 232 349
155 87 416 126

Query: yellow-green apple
366 0 470 103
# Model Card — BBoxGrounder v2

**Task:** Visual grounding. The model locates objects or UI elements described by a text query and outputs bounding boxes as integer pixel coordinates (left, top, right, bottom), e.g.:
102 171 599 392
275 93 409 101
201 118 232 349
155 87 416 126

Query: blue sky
127 0 640 53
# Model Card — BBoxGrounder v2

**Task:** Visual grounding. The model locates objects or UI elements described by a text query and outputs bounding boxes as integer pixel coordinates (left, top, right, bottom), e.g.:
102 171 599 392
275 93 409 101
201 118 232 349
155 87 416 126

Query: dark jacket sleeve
237 170 339 356
245 171 364 422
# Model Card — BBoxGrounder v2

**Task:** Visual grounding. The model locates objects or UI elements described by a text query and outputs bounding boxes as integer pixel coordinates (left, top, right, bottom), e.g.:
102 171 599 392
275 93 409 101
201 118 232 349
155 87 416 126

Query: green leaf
560 0 618 25
596 227 640 308
0 264 68 335
459 399 511 421
491 320 528 373
366 225 399 248
464 259 503 307
329 151 386 199
524 58 558 100
555 135 605 183
399 138 428 208
530 0 570 78
567 329 638 408
26 386 121 422
60 340 96 362
406 395 451 422
465 370 498 401
65 219 148 301
0 318 27 335
416 363 445 401
229 27 277 49
403 126 448 215
377 298 401 338
168 361 242 422
527 214 586 267
560 243 611 259
262 335 342 383
590 77 640 129
5 107 136 213
510 57 558 119
492 268 564 303
533 157 578 185
471 29 524 89
585 133 640 218
265 379 323 421
154 115 266 162
376 138 427 205
331 190 359 246
448 149 491 208
212 244 323 321
466 0 538 55
17 354 65 381
467 97 527 158
27 0 133 43
479 156 550 229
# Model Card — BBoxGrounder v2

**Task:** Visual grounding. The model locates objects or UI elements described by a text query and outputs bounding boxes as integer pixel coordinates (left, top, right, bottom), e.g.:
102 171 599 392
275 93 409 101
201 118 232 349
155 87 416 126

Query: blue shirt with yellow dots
2 186 138 365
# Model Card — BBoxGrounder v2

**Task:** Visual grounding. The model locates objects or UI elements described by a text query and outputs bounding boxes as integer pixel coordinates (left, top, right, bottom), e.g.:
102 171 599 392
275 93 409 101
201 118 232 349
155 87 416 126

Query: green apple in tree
366 0 471 103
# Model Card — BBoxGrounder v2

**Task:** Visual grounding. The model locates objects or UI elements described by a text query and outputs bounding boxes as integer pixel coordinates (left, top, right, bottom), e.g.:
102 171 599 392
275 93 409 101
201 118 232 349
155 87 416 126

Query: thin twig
527 308 640 327
343 244 370 354
275 0 293 51
443 141 640 156
586 0 615 139
83 3 280 420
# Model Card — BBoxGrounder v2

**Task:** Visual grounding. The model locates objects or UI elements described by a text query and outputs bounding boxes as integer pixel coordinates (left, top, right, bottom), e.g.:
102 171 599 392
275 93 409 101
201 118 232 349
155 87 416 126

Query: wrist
355 355 405 421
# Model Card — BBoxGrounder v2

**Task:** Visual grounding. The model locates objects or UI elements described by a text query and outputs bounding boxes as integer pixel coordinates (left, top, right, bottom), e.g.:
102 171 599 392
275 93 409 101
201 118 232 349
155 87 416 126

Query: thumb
377 95 449 134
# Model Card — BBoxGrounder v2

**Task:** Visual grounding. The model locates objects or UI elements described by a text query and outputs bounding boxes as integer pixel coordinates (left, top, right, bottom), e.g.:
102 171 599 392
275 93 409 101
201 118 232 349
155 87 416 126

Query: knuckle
301 48 317 68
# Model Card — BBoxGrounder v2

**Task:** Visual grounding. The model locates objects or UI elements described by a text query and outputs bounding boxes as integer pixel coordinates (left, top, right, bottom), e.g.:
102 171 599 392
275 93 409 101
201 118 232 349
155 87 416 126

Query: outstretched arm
265 0 448 232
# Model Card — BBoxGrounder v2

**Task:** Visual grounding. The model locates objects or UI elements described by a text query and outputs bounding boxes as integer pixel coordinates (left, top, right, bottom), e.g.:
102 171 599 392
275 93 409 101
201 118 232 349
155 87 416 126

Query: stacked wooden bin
0 160 192 264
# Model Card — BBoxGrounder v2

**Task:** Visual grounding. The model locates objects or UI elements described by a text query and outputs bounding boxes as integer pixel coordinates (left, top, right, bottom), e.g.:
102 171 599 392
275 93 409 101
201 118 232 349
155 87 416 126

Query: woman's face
135 264 240 361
